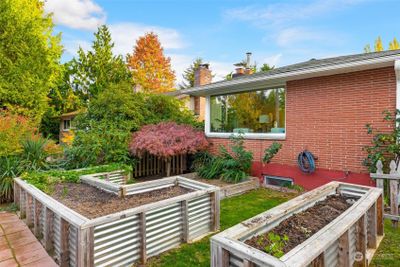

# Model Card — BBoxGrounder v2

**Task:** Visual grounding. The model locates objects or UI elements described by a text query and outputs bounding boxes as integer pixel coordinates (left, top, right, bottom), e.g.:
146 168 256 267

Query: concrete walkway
0 212 57 267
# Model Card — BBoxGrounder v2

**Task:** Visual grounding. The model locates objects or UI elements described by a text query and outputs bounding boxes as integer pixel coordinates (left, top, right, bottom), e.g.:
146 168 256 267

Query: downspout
395 60 400 115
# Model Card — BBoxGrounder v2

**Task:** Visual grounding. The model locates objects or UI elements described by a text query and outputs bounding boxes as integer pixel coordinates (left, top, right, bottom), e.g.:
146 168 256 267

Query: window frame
63 119 71 131
205 87 286 140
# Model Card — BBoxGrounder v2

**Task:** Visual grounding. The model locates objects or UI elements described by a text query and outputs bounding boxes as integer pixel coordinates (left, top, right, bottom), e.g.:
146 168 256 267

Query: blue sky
44 0 400 83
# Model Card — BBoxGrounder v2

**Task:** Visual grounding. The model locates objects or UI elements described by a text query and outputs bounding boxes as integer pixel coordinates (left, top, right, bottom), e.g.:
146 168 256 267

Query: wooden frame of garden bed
13 175 220 267
211 182 383 267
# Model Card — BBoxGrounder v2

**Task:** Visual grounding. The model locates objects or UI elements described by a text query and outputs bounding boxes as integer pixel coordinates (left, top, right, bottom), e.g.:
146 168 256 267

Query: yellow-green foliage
0 0 62 123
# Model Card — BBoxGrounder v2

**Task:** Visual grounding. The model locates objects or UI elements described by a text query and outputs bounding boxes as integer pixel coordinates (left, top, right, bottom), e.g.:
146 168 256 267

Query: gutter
183 54 400 96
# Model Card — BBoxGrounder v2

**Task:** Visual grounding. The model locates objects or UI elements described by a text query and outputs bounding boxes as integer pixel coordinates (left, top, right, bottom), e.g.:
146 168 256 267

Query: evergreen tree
180 58 212 89
72 25 131 100
127 32 176 93
0 0 62 123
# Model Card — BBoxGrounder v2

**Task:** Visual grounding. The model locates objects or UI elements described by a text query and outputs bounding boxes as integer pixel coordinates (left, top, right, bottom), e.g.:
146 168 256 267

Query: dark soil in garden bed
51 183 193 219
245 195 354 256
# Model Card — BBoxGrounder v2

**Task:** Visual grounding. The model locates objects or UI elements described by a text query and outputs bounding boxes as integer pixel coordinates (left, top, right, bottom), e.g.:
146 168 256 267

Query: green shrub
263 142 282 164
197 134 253 183
65 82 200 168
0 156 25 203
20 136 50 170
363 110 400 172
21 163 132 194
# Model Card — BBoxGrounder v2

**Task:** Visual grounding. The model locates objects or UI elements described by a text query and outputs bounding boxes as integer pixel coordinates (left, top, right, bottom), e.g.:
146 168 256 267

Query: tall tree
72 25 131 100
127 32 175 93
0 0 62 123
374 36 384 52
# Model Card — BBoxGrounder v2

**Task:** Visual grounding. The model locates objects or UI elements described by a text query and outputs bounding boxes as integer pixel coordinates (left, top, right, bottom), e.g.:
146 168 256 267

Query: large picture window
209 88 285 135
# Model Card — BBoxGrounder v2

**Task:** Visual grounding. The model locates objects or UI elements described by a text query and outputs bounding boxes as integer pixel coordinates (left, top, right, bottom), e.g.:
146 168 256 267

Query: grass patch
371 219 400 266
144 188 296 267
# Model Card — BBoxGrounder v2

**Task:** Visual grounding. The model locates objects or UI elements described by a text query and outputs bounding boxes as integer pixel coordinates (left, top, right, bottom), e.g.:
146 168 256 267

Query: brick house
181 50 400 190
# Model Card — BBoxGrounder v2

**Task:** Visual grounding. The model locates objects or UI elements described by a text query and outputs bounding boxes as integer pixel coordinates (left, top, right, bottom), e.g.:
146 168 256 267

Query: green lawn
371 219 400 266
146 188 400 267
145 188 296 267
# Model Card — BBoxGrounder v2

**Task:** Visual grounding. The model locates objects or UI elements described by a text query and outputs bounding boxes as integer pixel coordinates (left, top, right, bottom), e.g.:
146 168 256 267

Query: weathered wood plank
210 191 220 231
310 252 324 267
367 202 378 249
338 230 351 267
60 218 70 267
354 214 367 267
86 227 94 267
26 194 33 227
44 208 54 251
33 199 41 237
377 195 384 235
139 212 147 264
389 179 399 228
181 200 189 243
221 248 229 267
243 259 255 267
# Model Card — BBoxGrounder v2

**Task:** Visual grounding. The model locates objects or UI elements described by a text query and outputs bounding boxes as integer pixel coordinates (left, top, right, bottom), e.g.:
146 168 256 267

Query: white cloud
109 23 186 56
275 27 330 47
44 0 106 31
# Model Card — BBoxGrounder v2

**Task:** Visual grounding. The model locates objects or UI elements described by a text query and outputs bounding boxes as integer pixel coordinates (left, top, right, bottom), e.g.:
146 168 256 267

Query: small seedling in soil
61 186 69 198
264 232 289 258
298 226 312 238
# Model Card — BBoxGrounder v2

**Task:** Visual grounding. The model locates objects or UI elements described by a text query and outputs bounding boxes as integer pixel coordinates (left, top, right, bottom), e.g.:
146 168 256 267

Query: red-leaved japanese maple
129 122 209 176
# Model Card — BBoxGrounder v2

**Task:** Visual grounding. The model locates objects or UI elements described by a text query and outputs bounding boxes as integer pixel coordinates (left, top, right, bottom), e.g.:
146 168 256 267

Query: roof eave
184 54 399 97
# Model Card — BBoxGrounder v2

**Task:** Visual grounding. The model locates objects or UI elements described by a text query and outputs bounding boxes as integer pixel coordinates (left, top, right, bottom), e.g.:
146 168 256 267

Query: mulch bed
245 195 353 255
50 183 193 219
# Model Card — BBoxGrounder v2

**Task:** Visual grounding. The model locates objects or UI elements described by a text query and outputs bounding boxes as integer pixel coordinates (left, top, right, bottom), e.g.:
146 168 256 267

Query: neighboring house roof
60 110 82 118
181 49 400 96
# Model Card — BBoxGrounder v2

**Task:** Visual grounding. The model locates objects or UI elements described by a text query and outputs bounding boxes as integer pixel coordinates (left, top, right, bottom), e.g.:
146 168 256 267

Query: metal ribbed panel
229 253 243 267
69 225 78 267
40 204 46 238
188 195 211 240
126 181 175 195
324 240 338 267
146 203 183 257
93 215 140 267
53 214 61 264
178 180 210 190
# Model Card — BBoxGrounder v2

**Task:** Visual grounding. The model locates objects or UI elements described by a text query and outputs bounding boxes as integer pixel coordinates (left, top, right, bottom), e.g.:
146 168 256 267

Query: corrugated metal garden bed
211 182 384 267
14 173 220 267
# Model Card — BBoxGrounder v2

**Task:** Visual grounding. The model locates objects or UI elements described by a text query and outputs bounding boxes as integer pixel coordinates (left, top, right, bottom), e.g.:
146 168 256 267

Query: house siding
207 66 396 189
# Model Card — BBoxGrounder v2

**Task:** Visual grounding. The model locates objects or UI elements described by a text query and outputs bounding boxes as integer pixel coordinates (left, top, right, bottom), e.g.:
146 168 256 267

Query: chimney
194 63 212 87
246 52 252 68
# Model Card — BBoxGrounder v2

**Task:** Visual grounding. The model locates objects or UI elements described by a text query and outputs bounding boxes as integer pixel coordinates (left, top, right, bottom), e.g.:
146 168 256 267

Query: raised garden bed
211 182 384 267
14 173 220 267
181 173 260 199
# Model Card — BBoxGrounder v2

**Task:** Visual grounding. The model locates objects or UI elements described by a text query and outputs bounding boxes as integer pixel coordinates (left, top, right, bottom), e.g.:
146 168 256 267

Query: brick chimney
194 64 212 87
192 64 212 121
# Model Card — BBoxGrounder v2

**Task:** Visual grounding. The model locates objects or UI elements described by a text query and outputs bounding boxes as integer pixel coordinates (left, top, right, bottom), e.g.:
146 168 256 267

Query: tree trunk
166 157 171 177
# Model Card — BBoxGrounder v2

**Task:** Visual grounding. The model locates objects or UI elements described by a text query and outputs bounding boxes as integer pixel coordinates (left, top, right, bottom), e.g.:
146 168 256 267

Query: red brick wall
208 67 396 176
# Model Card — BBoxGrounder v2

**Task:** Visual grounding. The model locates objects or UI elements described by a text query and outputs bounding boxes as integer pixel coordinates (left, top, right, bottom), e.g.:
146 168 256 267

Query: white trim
395 60 400 114
206 132 286 140
185 54 399 96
